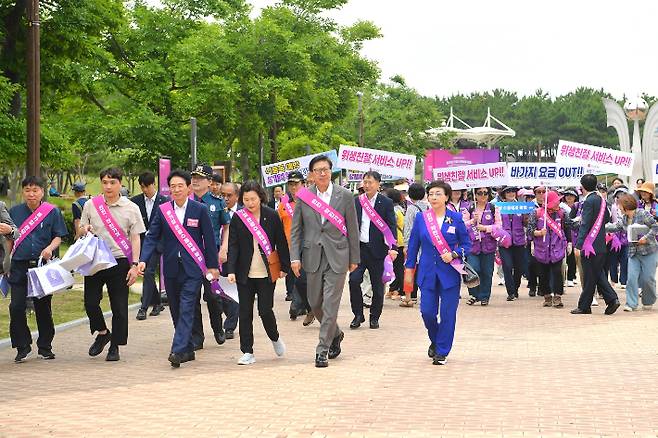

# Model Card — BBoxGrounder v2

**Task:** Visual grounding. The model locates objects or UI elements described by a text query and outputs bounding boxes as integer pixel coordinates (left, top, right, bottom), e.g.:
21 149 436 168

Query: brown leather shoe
302 312 315 326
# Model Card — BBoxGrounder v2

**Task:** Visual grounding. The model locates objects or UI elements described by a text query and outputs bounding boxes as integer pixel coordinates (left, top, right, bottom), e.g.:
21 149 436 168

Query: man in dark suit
571 174 620 315
267 185 284 210
349 171 398 329
132 171 169 320
138 169 219 367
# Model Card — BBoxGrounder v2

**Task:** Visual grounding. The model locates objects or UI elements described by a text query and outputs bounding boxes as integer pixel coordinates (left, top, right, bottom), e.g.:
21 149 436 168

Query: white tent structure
425 107 516 147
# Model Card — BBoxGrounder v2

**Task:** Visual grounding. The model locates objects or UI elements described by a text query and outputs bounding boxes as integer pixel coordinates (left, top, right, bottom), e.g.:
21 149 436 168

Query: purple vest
533 212 567 264
469 203 497 255
570 201 583 243
502 212 526 247
448 200 471 215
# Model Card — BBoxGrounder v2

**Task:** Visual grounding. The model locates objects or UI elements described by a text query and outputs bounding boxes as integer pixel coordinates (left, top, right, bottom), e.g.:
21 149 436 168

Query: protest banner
431 162 507 190
158 157 171 197
424 148 500 182
556 139 634 176
261 150 339 187
507 162 585 187
652 160 658 184
492 201 537 215
337 145 416 180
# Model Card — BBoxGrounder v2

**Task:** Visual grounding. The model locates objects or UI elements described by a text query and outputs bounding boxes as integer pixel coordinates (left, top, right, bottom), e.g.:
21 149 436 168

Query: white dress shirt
359 193 378 243
317 184 333 224
145 193 157 222
228 204 238 219
174 199 188 225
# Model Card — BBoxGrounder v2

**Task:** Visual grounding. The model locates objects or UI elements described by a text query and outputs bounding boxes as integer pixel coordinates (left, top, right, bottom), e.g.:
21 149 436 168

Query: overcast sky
248 0 658 100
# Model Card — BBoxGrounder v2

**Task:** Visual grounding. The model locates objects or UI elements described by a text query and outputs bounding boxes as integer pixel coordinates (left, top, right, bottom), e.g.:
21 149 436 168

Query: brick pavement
1 279 658 437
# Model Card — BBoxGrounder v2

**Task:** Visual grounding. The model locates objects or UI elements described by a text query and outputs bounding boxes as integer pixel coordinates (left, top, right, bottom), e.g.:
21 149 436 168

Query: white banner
652 160 658 183
507 162 586 187
346 170 399 183
556 139 634 176
261 150 339 187
431 162 508 190
337 145 416 180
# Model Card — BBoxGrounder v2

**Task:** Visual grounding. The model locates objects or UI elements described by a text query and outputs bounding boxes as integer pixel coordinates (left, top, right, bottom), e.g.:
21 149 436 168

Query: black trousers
290 269 311 315
192 279 225 346
237 277 279 354
500 245 525 296
349 243 385 320
84 258 130 346
566 250 577 281
538 260 564 296
140 250 162 310
527 251 540 291
8 260 55 350
578 252 618 310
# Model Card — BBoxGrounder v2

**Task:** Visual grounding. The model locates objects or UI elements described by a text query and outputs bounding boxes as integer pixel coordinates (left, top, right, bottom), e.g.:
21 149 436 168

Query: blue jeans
420 283 460 357
467 252 495 301
607 245 628 285
625 251 658 309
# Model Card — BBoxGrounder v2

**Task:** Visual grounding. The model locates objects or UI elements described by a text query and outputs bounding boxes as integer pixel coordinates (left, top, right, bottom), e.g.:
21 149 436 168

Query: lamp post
26 0 41 177
356 91 364 148
190 117 197 169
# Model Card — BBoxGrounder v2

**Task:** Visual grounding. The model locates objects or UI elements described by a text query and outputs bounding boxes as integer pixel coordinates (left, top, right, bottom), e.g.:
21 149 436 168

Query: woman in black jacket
227 180 291 365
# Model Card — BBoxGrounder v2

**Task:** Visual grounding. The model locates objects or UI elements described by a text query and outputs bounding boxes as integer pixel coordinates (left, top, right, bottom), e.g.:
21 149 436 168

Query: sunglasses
535 189 546 194
475 191 489 196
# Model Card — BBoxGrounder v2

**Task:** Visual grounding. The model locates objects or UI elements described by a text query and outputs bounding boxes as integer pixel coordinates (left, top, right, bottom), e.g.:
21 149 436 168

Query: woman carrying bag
404 180 471 366
227 181 291 365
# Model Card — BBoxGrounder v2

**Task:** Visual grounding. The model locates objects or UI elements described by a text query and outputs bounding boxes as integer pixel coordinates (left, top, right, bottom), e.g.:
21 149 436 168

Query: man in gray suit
290 155 360 367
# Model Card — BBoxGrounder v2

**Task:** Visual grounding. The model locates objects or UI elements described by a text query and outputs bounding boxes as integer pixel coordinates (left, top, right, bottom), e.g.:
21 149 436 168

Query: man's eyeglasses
312 167 331 175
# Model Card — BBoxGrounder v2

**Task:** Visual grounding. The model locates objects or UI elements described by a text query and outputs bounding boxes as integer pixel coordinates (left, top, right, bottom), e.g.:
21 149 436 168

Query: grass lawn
0 283 142 340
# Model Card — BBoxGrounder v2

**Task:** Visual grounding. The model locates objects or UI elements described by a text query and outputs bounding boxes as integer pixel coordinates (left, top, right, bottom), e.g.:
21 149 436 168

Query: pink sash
538 209 562 238
582 195 606 257
159 203 228 298
281 194 295 218
91 196 132 263
11 202 56 255
235 209 273 257
296 187 348 236
421 210 466 274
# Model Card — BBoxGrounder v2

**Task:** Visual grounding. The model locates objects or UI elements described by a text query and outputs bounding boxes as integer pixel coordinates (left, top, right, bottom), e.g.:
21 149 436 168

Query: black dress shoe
38 348 56 360
315 351 329 368
105 345 120 362
225 330 234 340
433 354 447 365
328 331 344 359
349 315 365 329
214 330 226 345
369 319 379 329
89 331 112 356
570 307 592 314
169 352 184 368
428 343 436 358
14 346 32 363
289 312 298 321
185 351 196 362
285 294 293 301
136 308 147 320
605 300 621 315
150 305 164 317
193 343 204 351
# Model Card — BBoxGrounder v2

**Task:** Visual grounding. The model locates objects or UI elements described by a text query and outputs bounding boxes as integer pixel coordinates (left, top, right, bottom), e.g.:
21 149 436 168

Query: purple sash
422 210 466 275
92 196 133 263
296 187 348 236
159 202 228 298
235 209 273 257
359 194 396 282
538 209 563 238
582 195 606 257
281 194 295 218
11 202 56 255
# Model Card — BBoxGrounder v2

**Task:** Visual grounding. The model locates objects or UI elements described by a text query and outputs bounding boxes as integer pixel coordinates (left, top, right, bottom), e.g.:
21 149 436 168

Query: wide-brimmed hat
500 186 519 195
561 187 578 198
546 191 560 209
517 188 534 197
636 181 656 195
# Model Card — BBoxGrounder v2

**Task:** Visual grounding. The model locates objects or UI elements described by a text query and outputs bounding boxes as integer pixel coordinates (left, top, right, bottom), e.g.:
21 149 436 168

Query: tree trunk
269 121 278 164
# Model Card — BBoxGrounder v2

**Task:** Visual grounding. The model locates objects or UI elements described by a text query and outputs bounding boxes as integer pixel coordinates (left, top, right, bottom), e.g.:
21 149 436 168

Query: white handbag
32 258 75 296
59 232 97 271
77 237 117 276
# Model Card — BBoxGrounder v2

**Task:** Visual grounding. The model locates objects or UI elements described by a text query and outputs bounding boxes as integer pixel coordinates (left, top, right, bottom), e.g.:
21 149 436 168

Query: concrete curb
0 302 142 350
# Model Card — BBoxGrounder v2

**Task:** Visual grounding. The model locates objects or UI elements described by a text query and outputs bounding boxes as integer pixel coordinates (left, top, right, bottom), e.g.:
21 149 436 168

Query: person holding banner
7 176 67 362
636 182 658 219
78 168 145 361
226 181 290 365
464 187 501 306
404 180 471 365
447 189 470 218
571 174 620 315
137 169 219 367
528 191 569 308
348 171 398 330
290 154 360 368
498 186 528 301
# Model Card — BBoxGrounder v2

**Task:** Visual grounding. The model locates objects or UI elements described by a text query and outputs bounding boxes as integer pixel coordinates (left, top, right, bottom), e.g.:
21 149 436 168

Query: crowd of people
1 155 656 368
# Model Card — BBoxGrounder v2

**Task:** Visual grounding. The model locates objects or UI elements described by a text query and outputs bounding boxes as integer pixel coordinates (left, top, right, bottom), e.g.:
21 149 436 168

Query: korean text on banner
337 145 416 180
507 162 585 187
431 162 507 190
346 170 399 183
492 201 537 215
556 140 634 176
158 158 171 197
261 150 339 188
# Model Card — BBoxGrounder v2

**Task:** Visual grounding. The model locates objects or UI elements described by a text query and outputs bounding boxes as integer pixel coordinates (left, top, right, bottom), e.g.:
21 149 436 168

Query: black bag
459 248 480 288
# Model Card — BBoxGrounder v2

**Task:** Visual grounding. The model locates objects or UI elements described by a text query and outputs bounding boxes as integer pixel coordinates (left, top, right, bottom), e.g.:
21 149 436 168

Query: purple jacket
533 211 567 264
502 212 526 247
468 203 497 255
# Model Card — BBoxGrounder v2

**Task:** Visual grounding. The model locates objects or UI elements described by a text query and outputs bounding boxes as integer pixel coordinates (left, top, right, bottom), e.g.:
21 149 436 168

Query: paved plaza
1 280 658 437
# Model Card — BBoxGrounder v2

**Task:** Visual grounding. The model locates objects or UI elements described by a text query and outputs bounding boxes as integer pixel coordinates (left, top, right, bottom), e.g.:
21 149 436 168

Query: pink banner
296 187 348 236
424 149 499 182
12 202 56 255
91 196 133 263
158 158 171 198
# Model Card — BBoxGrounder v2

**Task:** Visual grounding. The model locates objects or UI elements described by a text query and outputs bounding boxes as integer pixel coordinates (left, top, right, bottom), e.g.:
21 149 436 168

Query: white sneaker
567 281 575 287
237 353 256 365
272 338 286 357
623 305 633 312
620 284 626 290
592 296 599 306
643 305 653 311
